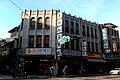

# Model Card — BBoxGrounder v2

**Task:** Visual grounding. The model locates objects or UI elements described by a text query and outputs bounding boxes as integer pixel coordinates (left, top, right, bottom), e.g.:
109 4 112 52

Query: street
1 75 120 80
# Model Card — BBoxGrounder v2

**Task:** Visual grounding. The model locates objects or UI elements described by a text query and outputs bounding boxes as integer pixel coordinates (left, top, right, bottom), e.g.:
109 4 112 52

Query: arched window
29 35 34 47
82 25 86 36
65 20 69 27
30 17 35 29
87 26 90 37
91 42 94 52
76 23 79 35
76 39 79 50
95 28 97 38
45 17 50 29
44 35 49 47
65 42 69 49
91 27 94 38
65 20 69 33
71 39 74 49
36 35 42 47
70 21 74 34
37 17 42 29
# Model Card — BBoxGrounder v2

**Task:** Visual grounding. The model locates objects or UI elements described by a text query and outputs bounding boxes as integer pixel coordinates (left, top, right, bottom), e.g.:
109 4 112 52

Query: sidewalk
0 74 12 79
27 74 106 79
0 74 107 79
27 75 51 79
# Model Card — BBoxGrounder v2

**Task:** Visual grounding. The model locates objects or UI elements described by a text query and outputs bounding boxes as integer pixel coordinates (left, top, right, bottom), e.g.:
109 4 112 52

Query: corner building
17 9 104 75
100 23 120 73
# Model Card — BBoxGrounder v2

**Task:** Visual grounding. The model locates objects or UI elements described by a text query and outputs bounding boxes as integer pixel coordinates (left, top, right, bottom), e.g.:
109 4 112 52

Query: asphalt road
28 75 120 80
1 74 120 80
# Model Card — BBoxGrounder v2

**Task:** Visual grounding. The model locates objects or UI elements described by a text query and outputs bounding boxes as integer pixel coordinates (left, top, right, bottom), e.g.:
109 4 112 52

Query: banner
26 48 51 55
102 28 109 49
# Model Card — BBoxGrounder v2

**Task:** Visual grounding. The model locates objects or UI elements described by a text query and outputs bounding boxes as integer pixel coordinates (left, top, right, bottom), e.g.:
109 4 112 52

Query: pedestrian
62 65 67 77
11 68 17 78
49 66 54 78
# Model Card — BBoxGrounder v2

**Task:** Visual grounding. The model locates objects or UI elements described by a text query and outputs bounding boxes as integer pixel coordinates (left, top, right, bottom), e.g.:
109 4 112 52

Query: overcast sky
0 0 120 39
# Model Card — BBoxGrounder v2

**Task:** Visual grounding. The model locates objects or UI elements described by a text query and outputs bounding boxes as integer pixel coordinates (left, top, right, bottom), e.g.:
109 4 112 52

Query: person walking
62 65 67 77
49 66 54 78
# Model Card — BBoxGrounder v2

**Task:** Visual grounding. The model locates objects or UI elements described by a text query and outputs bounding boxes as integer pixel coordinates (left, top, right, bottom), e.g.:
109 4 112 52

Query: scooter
11 69 27 78
11 69 17 78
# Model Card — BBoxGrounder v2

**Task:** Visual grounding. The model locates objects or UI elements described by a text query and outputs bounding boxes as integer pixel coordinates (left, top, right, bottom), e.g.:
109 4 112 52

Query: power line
9 0 23 11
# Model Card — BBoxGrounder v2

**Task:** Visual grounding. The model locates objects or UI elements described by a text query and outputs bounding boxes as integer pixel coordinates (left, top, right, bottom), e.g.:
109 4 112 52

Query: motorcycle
11 68 27 78
11 69 17 78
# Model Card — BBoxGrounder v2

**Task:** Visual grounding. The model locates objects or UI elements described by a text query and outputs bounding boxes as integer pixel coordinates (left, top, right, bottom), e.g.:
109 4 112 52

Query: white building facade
17 9 105 75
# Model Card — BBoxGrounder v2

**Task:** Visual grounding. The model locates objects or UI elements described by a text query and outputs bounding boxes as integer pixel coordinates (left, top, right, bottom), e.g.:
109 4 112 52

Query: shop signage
57 26 62 33
57 34 62 48
112 41 117 52
57 19 62 26
40 59 49 61
56 12 63 56
103 54 114 59
82 41 87 56
57 12 63 19
26 48 51 55
102 28 109 49
115 55 120 59
62 49 81 56
57 34 62 40
2 51 8 56
88 53 100 58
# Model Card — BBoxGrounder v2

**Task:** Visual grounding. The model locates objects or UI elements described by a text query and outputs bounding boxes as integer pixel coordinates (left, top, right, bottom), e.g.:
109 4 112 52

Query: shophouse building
100 23 120 72
0 26 19 74
15 9 109 75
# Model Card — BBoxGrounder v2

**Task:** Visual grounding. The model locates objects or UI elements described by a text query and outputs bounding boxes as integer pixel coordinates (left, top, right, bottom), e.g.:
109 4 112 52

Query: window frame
29 35 34 47
30 17 35 30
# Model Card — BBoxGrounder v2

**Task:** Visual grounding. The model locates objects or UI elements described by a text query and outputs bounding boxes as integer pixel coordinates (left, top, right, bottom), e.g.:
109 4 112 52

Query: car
110 68 120 75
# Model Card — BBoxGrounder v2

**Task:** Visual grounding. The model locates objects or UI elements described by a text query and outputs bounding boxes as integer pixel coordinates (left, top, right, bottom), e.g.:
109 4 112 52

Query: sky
0 0 120 39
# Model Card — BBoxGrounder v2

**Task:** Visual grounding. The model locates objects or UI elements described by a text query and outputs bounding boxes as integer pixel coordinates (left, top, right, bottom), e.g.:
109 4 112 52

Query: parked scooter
11 68 27 78
11 68 17 78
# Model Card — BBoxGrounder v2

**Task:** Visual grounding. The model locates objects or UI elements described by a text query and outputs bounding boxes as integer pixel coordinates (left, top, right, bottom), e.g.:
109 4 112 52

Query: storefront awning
87 59 106 62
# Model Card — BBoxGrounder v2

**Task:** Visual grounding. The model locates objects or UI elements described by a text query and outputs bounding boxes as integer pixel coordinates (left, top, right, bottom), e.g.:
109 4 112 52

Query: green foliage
70 35 81 40
59 36 68 43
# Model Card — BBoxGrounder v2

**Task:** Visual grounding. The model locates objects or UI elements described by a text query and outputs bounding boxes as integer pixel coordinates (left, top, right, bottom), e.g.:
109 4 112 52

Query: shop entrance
58 57 80 75
24 57 52 75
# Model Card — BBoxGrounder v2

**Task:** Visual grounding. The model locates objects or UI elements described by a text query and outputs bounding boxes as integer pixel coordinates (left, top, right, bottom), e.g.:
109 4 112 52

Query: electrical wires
9 0 23 11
